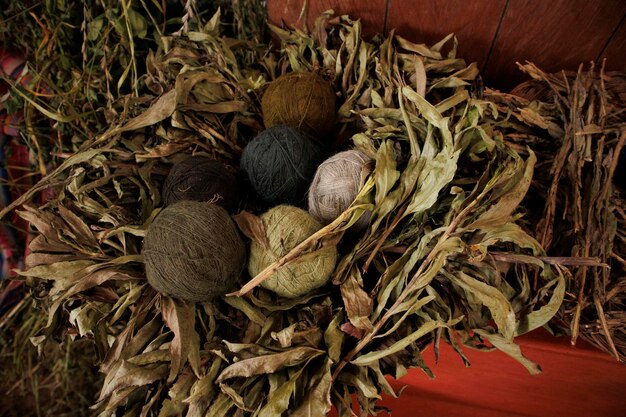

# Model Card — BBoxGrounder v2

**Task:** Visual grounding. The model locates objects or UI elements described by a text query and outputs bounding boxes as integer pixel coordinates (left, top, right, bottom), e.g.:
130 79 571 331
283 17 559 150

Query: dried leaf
340 269 374 334
351 320 447 366
162 298 201 382
373 140 400 206
120 89 177 133
466 151 536 230
290 358 333 417
447 270 516 341
233 211 270 250
474 330 541 375
324 311 345 363
258 366 306 417
217 347 323 382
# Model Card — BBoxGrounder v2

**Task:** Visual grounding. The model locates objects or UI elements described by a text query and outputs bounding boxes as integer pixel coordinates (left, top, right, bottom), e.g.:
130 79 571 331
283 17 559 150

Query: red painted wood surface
386 0 507 71
330 328 626 417
484 0 626 89
267 0 386 39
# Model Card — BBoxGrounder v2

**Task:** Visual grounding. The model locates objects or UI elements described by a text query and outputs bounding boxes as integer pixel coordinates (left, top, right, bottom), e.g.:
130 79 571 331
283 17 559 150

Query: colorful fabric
0 49 29 283
0 132 26 281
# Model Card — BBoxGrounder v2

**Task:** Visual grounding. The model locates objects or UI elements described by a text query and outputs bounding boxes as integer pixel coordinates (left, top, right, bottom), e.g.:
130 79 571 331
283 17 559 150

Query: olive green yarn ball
262 72 336 137
142 201 246 302
248 205 337 298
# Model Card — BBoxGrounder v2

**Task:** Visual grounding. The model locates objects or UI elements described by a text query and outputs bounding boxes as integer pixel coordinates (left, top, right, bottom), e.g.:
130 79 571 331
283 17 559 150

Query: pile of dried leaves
487 63 626 362
0 294 100 417
1 5 566 417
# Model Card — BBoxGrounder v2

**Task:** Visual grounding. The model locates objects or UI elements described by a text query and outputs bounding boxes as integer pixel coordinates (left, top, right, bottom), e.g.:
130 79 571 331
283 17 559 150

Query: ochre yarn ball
262 72 336 136
142 201 246 302
241 125 324 204
162 156 239 211
248 205 337 298
308 150 373 229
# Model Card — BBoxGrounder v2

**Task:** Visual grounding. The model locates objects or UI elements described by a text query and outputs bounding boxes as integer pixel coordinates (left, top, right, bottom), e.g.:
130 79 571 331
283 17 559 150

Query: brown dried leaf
58 205 99 248
340 268 374 334
162 297 201 382
180 100 248 113
233 211 270 251
97 360 168 403
186 356 224 417
290 358 332 417
216 347 323 382
119 89 177 132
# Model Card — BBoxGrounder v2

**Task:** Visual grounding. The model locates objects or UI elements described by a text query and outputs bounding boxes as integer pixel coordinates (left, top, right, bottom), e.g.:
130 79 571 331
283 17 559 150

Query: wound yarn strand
162 156 239 211
308 150 373 230
241 125 325 204
143 201 246 302
262 72 336 137
248 205 337 298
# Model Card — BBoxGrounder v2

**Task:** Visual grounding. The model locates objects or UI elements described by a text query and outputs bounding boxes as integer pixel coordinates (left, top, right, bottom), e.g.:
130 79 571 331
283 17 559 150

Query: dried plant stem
362 202 408 273
332 195 482 381
594 295 619 359
490 253 607 267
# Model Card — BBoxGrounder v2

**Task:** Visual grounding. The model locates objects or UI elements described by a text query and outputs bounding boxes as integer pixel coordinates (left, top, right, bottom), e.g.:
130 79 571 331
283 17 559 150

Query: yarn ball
262 72 336 136
142 201 246 302
308 150 373 229
248 205 337 298
241 125 325 204
162 156 239 211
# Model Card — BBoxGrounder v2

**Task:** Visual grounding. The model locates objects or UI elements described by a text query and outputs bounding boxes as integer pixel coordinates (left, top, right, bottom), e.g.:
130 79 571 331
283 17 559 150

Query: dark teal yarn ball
241 125 324 204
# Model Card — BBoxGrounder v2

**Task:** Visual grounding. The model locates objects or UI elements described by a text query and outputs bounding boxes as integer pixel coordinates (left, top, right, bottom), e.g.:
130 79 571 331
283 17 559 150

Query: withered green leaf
466 151 536 231
373 140 400 206
446 270 516 341
258 366 306 417
351 320 447 366
474 329 541 375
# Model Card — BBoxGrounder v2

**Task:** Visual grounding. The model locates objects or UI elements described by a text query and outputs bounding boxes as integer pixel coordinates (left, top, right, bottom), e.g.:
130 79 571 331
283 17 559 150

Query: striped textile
0 49 29 286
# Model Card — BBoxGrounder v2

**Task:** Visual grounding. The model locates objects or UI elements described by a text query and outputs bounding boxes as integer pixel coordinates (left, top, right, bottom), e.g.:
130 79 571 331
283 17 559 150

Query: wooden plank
599 15 626 72
386 0 507 71
267 0 387 39
484 0 626 90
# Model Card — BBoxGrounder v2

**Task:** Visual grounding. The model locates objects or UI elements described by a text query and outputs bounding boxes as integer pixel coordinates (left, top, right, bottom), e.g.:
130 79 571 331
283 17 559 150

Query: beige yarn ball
248 205 337 298
308 150 373 230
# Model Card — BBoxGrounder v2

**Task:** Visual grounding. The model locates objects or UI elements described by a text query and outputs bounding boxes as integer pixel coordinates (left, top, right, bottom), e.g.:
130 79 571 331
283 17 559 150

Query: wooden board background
267 0 387 40
268 0 626 90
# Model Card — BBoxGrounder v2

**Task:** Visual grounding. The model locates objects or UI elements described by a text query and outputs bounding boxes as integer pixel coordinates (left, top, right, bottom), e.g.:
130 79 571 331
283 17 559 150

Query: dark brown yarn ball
162 156 239 211
142 201 246 302
262 72 336 137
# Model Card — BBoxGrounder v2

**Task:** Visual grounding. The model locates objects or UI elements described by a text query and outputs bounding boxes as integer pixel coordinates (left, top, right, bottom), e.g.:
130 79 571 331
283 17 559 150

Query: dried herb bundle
2 7 565 417
489 63 626 362
0 293 99 417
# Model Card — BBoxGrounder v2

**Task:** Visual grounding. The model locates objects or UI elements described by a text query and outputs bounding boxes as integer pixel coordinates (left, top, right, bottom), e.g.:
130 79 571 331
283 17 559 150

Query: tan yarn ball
142 201 246 302
308 150 373 230
248 205 337 298
262 72 336 137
